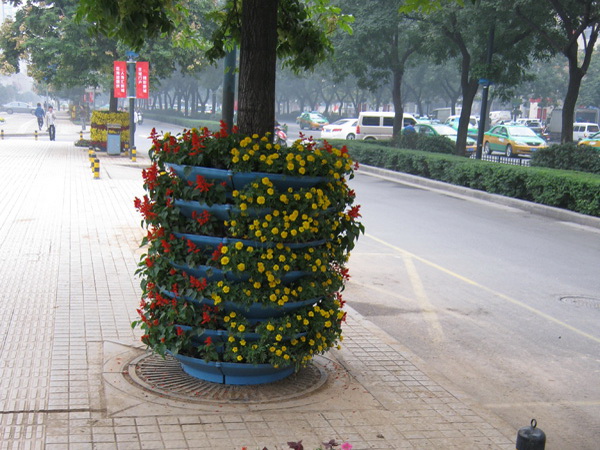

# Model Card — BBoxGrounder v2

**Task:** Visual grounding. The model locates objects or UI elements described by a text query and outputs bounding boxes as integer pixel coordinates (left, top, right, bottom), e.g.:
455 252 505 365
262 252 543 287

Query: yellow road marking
365 233 600 345
403 253 445 343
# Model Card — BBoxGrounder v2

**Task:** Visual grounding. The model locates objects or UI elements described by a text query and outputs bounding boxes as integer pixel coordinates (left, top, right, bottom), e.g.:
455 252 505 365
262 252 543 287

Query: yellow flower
238 324 246 332
237 355 243 361
237 263 246 271
266 323 275 331
228 336 236 343
222 286 230 293
221 256 230 265
221 246 228 254
257 196 266 205
235 241 243 250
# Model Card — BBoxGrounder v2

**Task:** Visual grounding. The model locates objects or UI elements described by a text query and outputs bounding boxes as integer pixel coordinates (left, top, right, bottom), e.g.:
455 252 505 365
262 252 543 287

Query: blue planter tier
172 352 295 385
173 231 327 251
166 163 329 190
162 290 319 320
170 261 312 284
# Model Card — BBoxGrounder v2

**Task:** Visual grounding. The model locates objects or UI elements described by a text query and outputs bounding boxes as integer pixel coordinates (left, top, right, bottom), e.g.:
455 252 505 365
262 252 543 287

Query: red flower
204 336 213 346
211 243 223 261
194 175 214 193
348 205 361 219
176 326 184 336
201 311 212 324
192 210 211 226
142 163 159 190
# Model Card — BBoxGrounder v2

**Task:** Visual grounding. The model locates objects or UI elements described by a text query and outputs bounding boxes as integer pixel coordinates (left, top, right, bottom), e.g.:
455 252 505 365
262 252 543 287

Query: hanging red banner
136 62 149 99
113 61 127 98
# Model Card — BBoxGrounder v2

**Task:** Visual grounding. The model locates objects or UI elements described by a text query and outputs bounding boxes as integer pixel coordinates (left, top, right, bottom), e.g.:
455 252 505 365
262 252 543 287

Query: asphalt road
345 171 600 450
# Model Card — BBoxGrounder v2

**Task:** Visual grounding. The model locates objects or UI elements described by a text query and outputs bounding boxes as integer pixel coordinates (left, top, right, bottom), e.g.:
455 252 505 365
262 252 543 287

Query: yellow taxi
578 131 600 149
483 125 547 157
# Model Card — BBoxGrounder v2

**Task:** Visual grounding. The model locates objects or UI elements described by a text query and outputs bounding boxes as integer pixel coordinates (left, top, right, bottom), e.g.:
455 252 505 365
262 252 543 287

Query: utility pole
475 23 495 160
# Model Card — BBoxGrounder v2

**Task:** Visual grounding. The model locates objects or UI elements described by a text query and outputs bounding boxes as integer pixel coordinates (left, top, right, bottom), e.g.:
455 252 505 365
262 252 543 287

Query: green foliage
143 110 221 132
340 140 600 217
531 143 600 175
206 0 353 72
390 134 455 154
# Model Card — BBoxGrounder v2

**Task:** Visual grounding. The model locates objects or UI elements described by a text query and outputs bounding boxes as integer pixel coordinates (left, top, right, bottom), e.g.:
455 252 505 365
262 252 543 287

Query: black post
127 59 136 150
222 46 237 133
475 23 495 160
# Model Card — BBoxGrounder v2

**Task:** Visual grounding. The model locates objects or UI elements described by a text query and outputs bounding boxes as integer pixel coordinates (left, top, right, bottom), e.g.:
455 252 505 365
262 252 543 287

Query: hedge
143 110 221 132
332 140 600 217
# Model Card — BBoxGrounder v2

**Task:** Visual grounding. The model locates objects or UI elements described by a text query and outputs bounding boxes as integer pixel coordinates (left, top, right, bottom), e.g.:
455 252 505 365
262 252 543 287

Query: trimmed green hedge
333 140 600 217
143 110 221 132
531 143 600 175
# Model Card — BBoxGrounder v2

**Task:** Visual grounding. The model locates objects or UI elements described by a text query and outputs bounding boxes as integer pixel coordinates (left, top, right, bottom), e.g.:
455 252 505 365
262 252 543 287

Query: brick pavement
0 116 515 449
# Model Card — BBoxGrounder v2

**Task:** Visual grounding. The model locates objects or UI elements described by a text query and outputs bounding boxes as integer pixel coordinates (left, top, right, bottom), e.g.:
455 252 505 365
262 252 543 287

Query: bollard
88 147 95 164
1 130 3 140
516 419 546 450
131 146 137 162
80 131 83 141
124 143 129 158
93 158 100 179
35 130 38 140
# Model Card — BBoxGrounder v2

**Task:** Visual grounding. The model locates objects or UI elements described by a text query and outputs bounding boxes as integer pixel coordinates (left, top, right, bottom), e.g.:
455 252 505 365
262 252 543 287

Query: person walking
45 105 56 141
34 103 45 130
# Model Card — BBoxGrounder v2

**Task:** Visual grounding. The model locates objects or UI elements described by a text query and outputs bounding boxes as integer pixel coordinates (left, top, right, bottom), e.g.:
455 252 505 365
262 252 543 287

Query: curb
358 164 600 231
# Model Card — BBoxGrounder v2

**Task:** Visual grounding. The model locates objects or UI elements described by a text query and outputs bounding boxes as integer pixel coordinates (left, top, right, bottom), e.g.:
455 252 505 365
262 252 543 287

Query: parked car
414 123 477 153
577 131 600 149
320 118 357 140
515 118 544 135
1 101 36 114
483 125 547 157
572 122 600 141
296 111 329 130
356 111 417 140
445 115 479 138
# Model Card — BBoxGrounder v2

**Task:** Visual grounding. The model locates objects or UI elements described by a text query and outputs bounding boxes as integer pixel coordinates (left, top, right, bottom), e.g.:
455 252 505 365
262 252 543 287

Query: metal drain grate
559 296 600 309
127 353 329 404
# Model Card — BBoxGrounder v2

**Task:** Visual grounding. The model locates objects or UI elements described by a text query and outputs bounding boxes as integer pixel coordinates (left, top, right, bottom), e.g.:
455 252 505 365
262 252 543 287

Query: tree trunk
237 0 278 136
455 78 478 156
561 44 584 143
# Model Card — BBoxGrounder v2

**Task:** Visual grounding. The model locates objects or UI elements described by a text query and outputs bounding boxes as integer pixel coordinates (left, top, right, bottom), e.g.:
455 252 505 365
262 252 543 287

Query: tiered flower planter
134 125 362 385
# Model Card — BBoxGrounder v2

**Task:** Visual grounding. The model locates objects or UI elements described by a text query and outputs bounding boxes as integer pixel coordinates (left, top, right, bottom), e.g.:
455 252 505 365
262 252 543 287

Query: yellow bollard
1 130 3 140
80 131 83 141
88 147 95 164
131 146 137 162
93 158 100 179
35 130 38 140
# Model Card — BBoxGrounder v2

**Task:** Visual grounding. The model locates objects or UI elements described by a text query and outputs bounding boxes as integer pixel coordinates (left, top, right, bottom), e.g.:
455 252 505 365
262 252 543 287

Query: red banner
113 61 127 98
136 62 149 99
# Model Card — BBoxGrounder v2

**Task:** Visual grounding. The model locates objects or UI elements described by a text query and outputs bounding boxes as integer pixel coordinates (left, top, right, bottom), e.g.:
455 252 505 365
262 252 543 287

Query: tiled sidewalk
0 128 515 449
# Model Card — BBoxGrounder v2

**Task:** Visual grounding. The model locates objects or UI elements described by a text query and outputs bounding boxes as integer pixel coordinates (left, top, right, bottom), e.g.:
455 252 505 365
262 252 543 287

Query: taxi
483 125 547 157
578 131 600 149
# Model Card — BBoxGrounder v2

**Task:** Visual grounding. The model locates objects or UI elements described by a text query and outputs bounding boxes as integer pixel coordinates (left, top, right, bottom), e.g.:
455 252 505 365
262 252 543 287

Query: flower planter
172 352 295 385
134 126 362 385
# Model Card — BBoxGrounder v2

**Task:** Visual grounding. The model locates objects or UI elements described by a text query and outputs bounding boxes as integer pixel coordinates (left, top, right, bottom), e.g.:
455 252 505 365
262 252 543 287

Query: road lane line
365 232 600 345
402 253 445 343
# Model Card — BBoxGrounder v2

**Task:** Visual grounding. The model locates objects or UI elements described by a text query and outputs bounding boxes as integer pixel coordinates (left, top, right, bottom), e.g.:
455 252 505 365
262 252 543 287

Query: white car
320 118 358 140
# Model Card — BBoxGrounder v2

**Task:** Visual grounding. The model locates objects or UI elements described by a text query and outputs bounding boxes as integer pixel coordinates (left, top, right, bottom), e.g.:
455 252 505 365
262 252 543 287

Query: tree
74 0 351 136
420 0 550 154
516 0 600 142
333 0 422 137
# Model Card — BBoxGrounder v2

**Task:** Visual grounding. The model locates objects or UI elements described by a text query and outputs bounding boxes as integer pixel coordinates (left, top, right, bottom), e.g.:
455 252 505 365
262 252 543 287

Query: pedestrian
45 105 56 141
34 103 45 130
402 123 416 135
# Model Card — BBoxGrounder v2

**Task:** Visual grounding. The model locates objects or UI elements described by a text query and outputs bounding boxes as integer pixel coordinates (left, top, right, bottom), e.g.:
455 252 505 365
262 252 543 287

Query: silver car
1 101 36 114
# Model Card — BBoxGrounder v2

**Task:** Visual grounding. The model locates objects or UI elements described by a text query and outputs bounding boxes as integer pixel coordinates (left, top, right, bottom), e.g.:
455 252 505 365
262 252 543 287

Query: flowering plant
133 123 363 370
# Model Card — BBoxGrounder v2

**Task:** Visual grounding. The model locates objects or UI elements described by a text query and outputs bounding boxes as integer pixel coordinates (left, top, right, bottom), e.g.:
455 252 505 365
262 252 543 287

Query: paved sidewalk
0 116 515 449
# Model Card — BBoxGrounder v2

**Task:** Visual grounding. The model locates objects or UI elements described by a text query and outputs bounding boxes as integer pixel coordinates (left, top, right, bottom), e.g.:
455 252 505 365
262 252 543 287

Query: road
345 172 600 449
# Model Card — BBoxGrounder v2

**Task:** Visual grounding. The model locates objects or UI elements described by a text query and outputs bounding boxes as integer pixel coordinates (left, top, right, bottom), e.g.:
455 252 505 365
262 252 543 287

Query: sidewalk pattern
0 132 515 449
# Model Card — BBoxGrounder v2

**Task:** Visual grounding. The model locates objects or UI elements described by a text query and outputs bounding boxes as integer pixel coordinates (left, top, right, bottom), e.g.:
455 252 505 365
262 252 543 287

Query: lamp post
126 51 138 150
475 23 495 160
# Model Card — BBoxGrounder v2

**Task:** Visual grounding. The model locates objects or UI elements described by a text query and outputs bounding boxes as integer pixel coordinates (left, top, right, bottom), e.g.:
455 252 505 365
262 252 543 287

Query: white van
572 122 599 141
356 111 417 140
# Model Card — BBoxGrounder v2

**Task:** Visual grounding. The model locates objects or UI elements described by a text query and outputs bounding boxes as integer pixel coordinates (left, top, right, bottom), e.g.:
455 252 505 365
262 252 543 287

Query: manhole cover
559 296 600 309
126 353 329 404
